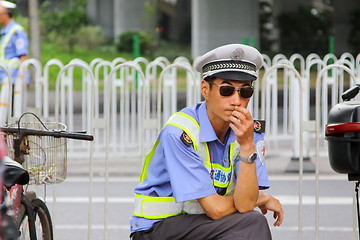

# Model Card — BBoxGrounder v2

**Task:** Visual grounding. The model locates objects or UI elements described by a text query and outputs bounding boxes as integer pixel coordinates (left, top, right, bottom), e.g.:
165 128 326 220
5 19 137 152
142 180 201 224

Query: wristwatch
239 153 257 163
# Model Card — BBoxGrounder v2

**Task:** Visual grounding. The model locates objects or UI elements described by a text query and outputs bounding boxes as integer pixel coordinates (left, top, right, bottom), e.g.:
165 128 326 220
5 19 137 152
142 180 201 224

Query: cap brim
0 1 16 9
213 71 257 81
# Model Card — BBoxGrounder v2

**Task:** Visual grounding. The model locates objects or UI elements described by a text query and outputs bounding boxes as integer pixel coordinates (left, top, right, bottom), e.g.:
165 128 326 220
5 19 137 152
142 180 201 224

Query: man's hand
229 106 255 156
257 192 283 227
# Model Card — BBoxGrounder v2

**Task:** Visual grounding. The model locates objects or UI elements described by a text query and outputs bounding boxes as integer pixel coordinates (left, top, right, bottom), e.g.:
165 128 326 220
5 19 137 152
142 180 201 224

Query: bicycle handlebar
0 127 94 141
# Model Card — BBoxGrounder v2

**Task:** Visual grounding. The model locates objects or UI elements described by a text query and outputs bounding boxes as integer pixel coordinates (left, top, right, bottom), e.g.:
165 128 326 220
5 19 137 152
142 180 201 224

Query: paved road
33 172 356 240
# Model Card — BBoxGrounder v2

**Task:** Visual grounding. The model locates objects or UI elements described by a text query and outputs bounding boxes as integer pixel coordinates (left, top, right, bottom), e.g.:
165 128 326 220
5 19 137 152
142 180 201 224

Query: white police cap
194 44 263 81
0 1 16 9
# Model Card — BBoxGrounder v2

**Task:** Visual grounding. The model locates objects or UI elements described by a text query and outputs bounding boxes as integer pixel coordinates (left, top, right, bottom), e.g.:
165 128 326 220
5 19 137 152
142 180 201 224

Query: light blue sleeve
235 132 270 190
14 29 29 57
254 132 269 189
161 126 216 203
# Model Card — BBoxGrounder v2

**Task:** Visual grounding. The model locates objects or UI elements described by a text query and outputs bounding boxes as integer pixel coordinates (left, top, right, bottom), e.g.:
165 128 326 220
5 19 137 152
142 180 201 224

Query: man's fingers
259 206 267 215
273 211 283 227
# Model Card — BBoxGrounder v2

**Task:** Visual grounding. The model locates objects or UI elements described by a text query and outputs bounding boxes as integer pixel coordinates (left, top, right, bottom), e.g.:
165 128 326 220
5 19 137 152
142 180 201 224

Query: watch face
250 153 257 162
240 153 257 163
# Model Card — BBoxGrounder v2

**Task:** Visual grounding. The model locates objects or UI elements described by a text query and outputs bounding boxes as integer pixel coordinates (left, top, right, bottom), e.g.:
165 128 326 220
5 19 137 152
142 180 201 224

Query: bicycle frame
1 163 45 240
7 182 24 218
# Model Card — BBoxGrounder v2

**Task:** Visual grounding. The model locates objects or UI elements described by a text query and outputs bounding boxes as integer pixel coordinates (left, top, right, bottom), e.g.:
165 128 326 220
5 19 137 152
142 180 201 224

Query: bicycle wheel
16 198 53 240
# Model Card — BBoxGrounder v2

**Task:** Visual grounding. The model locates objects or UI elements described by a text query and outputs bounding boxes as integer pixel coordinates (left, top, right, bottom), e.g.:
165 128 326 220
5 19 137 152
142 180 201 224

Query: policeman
0 0 28 83
130 44 283 240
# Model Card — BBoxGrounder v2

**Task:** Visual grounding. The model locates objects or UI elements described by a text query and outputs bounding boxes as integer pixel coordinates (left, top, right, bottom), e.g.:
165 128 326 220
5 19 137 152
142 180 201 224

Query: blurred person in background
0 0 28 84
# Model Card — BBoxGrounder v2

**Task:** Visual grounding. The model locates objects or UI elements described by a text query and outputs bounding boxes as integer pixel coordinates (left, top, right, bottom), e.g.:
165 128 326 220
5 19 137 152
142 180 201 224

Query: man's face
202 77 253 124
0 6 9 26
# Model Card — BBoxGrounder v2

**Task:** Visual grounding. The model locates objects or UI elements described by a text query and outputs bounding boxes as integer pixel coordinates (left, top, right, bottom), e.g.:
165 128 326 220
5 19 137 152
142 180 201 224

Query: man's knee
244 211 268 226
236 211 271 239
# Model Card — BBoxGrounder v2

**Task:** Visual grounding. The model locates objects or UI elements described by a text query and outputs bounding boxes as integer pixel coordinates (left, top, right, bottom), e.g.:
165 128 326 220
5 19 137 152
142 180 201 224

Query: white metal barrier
141 63 197 159
105 62 146 240
42 59 64 118
0 64 12 124
262 64 307 240
54 62 96 240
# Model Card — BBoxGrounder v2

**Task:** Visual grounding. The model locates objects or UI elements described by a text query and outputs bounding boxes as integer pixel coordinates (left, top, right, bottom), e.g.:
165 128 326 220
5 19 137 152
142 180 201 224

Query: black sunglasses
212 83 254 99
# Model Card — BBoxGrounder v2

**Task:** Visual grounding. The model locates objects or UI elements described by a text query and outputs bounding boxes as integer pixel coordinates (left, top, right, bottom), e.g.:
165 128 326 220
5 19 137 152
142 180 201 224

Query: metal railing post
315 64 358 240
262 64 304 240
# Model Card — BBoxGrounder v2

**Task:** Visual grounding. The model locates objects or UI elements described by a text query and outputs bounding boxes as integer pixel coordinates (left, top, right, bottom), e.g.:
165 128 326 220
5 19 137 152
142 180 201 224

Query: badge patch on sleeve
254 120 265 133
16 38 24 49
180 131 193 147
257 140 265 165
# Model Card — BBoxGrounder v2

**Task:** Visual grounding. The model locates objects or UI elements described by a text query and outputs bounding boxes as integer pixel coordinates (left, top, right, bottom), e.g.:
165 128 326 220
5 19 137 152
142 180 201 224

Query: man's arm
198 105 259 219
198 194 237 220
230 106 259 212
198 190 283 227
198 106 270 220
18 54 27 78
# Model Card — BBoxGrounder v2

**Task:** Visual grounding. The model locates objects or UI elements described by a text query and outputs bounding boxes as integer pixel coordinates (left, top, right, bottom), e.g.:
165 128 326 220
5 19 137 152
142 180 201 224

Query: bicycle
0 112 93 240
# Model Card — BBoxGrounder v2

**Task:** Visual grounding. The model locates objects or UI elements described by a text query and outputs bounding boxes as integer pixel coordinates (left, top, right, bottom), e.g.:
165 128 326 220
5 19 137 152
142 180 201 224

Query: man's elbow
235 201 256 213
205 206 227 220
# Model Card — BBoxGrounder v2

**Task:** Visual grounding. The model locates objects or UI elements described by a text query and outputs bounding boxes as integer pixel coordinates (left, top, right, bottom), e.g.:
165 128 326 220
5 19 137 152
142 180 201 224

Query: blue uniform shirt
0 20 29 83
130 102 270 233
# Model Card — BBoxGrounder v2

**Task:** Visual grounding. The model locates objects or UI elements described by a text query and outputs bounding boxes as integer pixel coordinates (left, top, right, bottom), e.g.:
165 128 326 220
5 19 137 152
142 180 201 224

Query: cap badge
230 48 244 60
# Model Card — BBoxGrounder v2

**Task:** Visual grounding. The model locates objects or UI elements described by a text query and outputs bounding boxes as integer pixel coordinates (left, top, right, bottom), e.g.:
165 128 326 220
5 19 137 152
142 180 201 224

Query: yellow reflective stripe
205 142 232 188
175 112 200 131
134 193 182 219
140 113 200 182
165 122 198 151
205 142 210 164
0 24 23 62
204 142 231 172
229 142 235 160
209 162 231 173
224 142 236 195
0 102 7 106
164 112 200 151
139 139 159 182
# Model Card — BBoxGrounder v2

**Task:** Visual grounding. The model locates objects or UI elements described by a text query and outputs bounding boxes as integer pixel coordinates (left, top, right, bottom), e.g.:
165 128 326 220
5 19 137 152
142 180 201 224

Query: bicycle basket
5 122 67 185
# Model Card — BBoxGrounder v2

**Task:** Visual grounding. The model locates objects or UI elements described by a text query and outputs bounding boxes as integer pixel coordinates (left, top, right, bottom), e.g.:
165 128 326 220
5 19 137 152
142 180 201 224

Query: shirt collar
1 20 15 35
198 102 236 144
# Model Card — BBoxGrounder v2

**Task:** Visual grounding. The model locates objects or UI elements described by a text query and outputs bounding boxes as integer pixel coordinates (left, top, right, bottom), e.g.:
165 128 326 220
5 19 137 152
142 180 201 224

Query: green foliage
153 40 191 62
13 15 28 32
75 25 106 50
116 30 153 56
349 9 360 54
41 42 132 90
40 0 88 53
278 6 333 56
144 0 156 21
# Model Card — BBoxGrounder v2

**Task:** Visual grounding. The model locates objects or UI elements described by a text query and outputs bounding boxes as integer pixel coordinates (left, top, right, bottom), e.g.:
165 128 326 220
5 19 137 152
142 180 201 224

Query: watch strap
239 153 257 163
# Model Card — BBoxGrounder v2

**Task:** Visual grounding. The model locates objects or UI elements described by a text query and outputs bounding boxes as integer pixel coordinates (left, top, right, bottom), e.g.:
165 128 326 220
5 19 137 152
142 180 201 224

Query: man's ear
201 80 209 100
